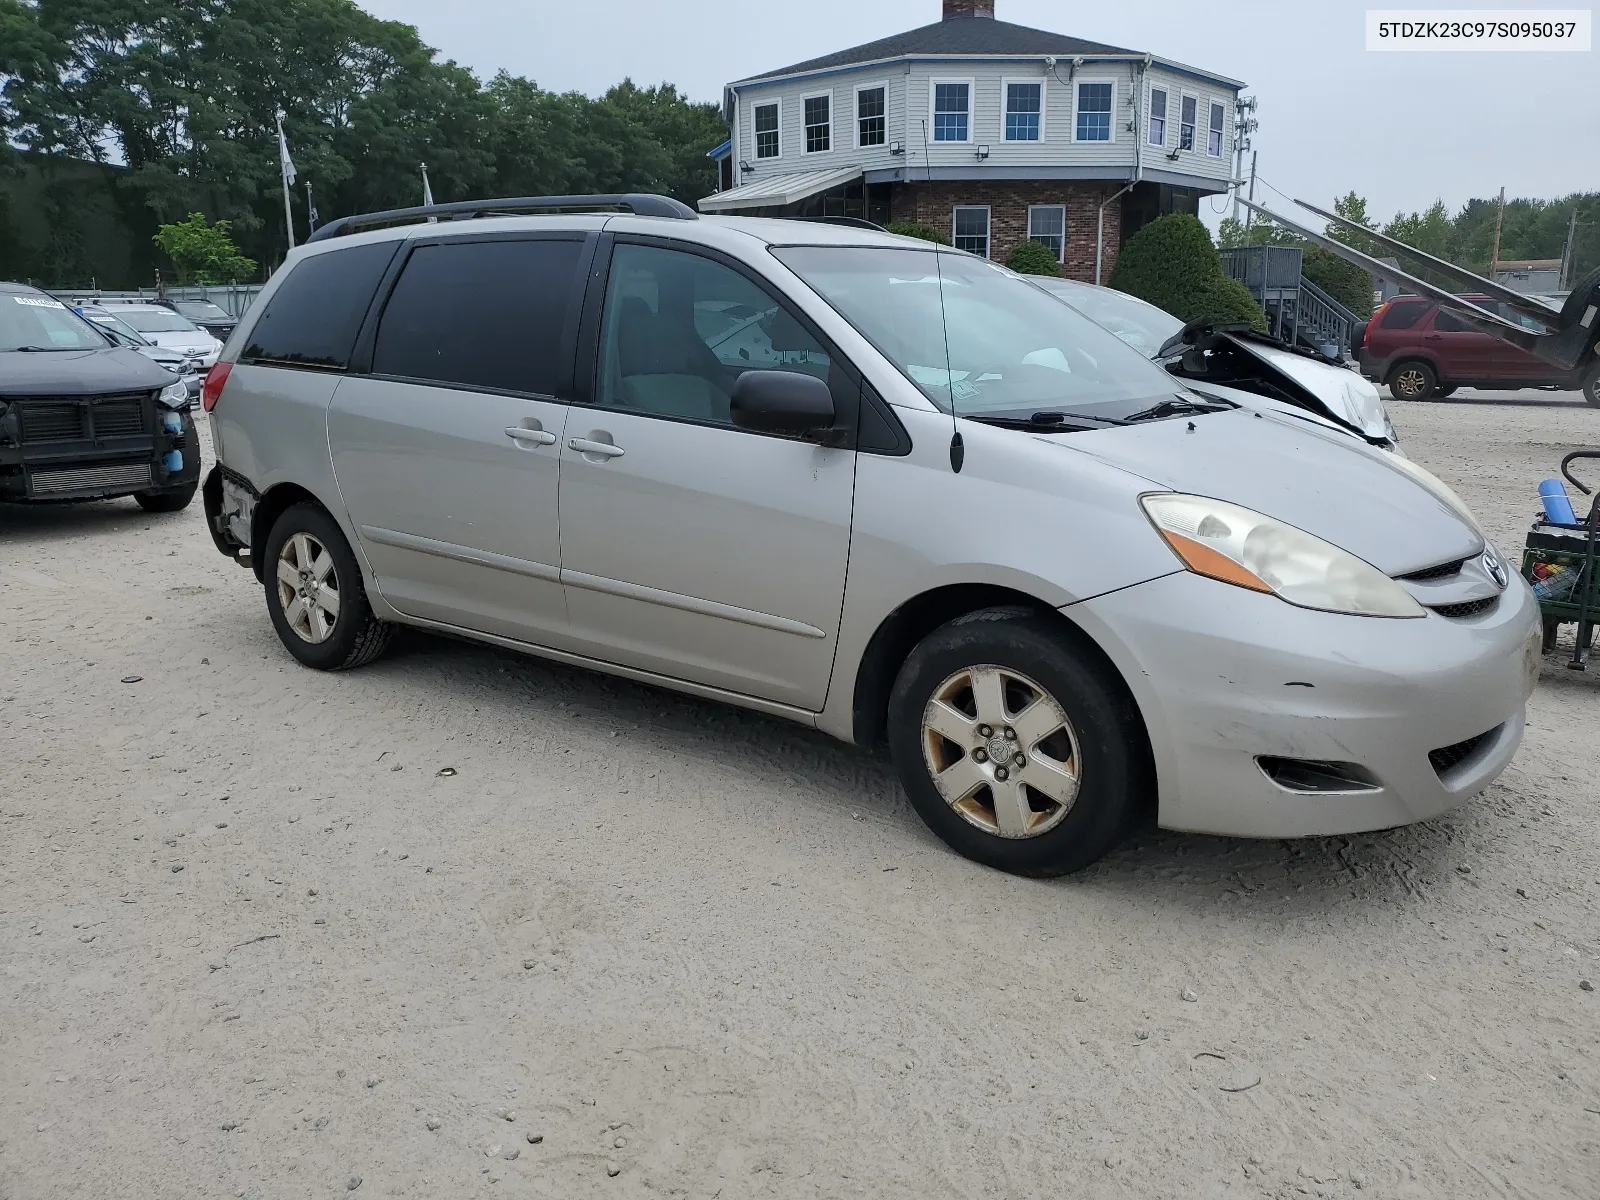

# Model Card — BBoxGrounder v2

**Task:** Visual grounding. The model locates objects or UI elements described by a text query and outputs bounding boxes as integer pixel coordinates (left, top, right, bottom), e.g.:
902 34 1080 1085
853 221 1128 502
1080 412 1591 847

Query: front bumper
1069 570 1540 838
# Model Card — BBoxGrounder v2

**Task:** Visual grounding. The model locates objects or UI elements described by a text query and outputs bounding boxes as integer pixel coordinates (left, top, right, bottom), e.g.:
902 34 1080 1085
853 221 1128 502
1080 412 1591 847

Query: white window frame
1026 205 1066 262
854 81 890 150
1177 91 1197 152
753 98 781 160
1147 85 1168 147
951 204 991 258
1073 78 1117 144
801 89 833 155
1206 99 1226 157
929 77 975 144
1001 77 1046 142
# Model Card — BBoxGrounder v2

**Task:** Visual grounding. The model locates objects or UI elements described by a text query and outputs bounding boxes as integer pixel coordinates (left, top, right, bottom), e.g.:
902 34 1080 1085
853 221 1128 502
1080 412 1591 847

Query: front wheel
886 607 1148 877
263 502 392 670
134 481 198 512
1388 361 1436 401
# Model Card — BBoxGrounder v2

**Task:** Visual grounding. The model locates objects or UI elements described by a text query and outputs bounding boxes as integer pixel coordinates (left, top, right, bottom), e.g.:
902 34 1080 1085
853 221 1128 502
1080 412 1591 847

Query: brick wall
891 180 1125 281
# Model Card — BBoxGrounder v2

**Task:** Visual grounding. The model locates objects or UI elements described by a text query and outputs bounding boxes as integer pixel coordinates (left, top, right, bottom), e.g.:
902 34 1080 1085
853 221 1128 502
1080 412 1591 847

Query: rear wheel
133 481 197 513
1433 384 1458 398
1583 372 1600 409
263 502 392 670
887 607 1146 877
1388 361 1436 401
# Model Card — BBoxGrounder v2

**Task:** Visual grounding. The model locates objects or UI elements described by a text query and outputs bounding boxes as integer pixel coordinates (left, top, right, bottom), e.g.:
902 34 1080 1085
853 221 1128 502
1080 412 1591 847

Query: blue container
163 450 184 473
1539 478 1577 525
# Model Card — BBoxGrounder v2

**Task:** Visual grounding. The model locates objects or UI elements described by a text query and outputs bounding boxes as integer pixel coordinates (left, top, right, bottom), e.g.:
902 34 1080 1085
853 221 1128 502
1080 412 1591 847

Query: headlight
1140 493 1425 618
157 381 190 410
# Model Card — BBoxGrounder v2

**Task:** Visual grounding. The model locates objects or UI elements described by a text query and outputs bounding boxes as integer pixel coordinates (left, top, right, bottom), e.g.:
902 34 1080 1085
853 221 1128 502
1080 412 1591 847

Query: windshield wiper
1121 396 1231 424
966 410 1121 432
4 345 73 353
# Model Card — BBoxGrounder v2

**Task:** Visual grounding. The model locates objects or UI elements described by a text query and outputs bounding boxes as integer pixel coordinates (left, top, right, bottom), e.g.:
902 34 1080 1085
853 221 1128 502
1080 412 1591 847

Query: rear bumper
1068 571 1540 838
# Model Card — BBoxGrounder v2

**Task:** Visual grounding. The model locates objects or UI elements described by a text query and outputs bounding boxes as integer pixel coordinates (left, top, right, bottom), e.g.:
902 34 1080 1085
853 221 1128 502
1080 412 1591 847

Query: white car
97 302 222 367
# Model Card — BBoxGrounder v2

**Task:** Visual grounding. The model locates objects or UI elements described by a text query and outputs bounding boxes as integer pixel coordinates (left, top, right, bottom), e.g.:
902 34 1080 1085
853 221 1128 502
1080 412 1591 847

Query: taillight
201 361 233 412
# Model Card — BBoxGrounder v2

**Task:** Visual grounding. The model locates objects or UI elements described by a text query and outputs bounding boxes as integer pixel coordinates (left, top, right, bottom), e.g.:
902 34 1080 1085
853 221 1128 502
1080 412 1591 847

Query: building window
1207 101 1225 156
1076 82 1113 142
933 81 970 142
1005 82 1042 141
1179 95 1196 151
803 94 831 154
952 206 989 257
1027 206 1066 262
1148 87 1167 146
754 102 779 159
857 86 886 147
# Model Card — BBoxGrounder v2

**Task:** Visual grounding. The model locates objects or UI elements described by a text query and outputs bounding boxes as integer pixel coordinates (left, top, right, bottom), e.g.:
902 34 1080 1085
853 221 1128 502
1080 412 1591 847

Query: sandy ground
2 390 1598 1200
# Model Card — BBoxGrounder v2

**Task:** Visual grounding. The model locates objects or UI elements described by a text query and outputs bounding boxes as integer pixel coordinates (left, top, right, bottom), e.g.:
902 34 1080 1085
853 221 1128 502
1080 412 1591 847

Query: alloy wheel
920 664 1081 839
1395 367 1428 398
275 532 341 644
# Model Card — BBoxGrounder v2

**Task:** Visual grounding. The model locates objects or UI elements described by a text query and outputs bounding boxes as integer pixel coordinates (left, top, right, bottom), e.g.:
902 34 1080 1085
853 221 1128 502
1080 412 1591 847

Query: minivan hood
0 346 177 397
1050 408 1482 575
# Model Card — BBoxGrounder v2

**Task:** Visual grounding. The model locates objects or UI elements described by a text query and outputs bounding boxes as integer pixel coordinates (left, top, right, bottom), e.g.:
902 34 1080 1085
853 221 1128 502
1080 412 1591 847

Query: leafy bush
1005 239 1061 276
1109 213 1265 332
1300 246 1375 319
884 220 950 245
153 213 257 284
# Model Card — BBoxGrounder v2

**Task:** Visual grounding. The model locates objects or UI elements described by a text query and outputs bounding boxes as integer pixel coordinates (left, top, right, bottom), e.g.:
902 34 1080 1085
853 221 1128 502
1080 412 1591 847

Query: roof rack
787 215 886 232
307 193 697 243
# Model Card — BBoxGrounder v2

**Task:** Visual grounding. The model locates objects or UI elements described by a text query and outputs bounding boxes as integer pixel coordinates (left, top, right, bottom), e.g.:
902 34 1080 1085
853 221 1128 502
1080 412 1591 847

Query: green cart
1521 451 1600 670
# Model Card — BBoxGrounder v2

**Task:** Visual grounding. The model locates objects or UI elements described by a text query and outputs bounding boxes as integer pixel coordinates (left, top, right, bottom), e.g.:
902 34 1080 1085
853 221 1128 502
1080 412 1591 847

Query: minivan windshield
0 292 109 351
118 309 201 334
773 246 1188 421
1029 277 1182 360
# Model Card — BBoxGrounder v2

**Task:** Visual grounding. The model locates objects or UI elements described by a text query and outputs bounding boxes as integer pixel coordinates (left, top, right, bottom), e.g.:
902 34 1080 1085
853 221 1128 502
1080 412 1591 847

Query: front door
329 234 589 646
556 240 857 710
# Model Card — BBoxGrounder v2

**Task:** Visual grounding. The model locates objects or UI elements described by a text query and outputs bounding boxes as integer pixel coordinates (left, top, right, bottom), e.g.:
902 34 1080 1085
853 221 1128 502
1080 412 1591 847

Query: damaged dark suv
0 281 200 510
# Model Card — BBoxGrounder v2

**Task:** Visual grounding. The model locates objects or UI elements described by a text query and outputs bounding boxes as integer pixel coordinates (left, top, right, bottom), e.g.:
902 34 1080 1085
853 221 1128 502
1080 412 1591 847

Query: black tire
262 502 391 670
886 607 1147 877
1433 384 1458 398
134 481 197 513
1388 361 1437 401
1583 372 1600 409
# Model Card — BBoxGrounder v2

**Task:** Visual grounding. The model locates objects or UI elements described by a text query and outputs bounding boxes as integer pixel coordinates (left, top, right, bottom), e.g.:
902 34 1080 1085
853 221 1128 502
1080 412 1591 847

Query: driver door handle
504 426 556 445
568 437 625 459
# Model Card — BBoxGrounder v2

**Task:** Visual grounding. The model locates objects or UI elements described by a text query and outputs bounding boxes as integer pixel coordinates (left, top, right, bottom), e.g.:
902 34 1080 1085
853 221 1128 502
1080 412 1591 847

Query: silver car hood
1053 408 1482 575
1222 338 1391 441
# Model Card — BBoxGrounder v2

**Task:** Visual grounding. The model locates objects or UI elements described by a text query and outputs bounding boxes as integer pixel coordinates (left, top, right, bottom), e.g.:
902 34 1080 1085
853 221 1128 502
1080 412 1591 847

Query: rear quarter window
243 241 399 369
1378 301 1430 330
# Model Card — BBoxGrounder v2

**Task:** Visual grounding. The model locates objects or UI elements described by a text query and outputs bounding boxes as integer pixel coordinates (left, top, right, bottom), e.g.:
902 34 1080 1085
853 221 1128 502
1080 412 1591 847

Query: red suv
1358 294 1600 406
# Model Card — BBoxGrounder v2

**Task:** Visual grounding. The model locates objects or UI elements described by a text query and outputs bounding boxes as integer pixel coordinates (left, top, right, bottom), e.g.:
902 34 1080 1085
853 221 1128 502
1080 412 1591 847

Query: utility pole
1243 151 1258 235
1231 95 1257 224
1489 185 1506 279
1560 206 1579 290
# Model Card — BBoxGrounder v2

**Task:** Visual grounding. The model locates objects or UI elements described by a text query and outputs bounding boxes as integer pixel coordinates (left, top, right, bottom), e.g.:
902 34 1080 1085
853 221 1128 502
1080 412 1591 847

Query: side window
595 243 832 427
1379 300 1429 329
371 238 584 395
1433 309 1475 333
244 241 396 369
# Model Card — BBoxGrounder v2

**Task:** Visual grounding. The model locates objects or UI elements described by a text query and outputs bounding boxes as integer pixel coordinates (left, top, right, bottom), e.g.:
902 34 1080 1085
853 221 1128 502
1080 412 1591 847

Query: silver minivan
199 195 1541 876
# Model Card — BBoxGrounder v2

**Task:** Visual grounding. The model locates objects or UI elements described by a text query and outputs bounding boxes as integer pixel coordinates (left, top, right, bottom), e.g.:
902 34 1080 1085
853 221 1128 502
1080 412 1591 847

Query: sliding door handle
504 426 557 445
568 437 625 459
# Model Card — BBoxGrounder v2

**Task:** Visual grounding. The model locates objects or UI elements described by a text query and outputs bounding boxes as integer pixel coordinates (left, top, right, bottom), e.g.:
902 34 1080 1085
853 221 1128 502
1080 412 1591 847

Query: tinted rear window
1378 300 1429 329
244 241 398 369
371 238 584 396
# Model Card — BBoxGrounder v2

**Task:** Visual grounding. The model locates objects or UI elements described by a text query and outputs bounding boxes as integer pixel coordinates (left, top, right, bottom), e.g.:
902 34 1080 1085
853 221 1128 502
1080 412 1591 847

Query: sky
360 0 1596 227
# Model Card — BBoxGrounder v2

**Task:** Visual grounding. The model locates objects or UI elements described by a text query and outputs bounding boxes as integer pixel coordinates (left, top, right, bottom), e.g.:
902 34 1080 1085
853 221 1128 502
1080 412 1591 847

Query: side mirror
730 370 835 436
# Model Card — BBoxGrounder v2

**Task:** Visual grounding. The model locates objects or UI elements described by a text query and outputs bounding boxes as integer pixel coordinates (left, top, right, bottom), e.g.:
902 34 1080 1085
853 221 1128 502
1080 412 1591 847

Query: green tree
1327 190 1379 255
884 220 950 245
1005 239 1060 276
1109 213 1266 331
153 212 256 283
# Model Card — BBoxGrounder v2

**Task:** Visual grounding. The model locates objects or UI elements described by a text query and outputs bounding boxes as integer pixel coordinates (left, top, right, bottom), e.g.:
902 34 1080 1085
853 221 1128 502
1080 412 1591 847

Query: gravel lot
2 391 1597 1199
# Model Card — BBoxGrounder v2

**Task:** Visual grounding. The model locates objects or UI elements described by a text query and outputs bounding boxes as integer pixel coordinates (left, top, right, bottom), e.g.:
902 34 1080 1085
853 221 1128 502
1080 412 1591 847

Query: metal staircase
1218 246 1363 359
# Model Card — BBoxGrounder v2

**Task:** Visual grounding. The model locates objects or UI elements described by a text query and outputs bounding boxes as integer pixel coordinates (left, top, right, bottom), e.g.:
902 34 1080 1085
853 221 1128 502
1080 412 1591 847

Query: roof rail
307 193 697 243
787 215 886 232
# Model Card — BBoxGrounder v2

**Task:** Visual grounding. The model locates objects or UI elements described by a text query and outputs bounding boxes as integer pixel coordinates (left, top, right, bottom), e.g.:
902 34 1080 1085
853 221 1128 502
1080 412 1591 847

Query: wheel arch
1385 355 1441 384
250 482 331 584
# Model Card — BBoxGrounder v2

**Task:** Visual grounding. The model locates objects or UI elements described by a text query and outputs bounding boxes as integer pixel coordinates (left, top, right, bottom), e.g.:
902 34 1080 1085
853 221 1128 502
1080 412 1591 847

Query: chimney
943 0 995 18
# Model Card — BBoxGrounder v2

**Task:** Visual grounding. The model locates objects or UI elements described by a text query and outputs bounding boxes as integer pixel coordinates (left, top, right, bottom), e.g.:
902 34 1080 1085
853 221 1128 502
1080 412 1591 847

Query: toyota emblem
1483 550 1508 590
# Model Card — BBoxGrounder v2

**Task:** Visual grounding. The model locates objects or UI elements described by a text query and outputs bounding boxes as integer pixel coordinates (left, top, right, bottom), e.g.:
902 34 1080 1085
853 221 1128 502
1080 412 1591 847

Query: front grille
1400 558 1467 582
1429 727 1500 778
92 400 145 438
1430 596 1499 620
30 461 152 495
19 404 84 442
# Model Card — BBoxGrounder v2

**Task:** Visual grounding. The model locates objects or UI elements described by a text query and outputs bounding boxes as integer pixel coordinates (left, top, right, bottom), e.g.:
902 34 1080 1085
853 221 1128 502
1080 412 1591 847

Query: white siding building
702 0 1243 280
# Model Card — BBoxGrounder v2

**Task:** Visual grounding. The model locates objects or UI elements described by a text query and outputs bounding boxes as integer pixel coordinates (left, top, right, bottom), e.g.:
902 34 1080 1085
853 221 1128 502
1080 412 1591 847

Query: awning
697 166 862 213
705 139 731 160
